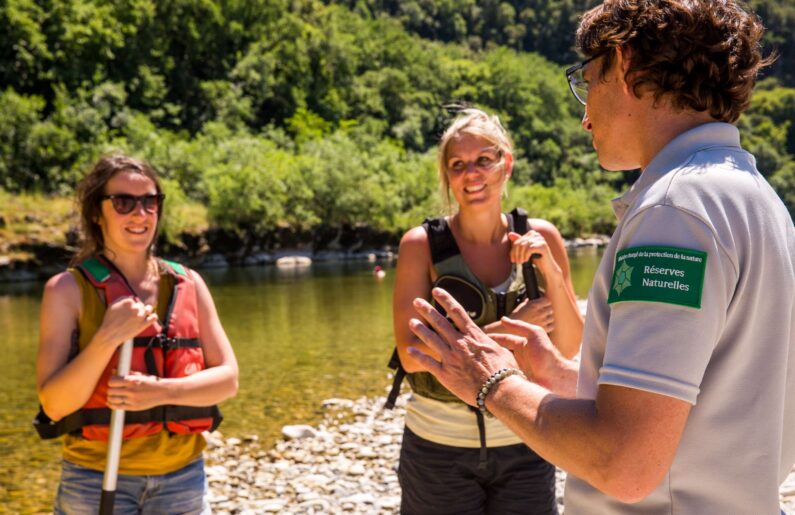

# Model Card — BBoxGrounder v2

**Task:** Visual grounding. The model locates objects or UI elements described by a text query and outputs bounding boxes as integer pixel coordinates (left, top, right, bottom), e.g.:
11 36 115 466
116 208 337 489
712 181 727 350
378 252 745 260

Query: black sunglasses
565 52 607 105
101 193 165 215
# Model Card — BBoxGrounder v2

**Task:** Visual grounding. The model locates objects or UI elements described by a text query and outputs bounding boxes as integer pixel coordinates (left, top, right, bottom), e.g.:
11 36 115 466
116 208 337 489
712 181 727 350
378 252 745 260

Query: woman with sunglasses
392 108 583 514
35 155 238 514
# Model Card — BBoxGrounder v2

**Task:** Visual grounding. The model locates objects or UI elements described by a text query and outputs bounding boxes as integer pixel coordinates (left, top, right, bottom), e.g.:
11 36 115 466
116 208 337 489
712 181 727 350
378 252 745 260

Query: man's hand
496 317 578 397
408 287 525 405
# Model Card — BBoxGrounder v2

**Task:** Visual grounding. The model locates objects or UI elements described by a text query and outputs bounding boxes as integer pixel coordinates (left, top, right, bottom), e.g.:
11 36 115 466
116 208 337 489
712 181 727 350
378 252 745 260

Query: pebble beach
205 393 795 514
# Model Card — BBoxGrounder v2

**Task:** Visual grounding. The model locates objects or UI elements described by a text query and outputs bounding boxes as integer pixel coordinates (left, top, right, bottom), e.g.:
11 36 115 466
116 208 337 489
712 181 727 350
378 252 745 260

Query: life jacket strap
509 207 529 235
134 336 202 377
160 259 188 277
80 257 112 283
472 406 488 471
422 217 459 264
132 336 201 349
423 209 530 266
384 349 406 410
33 405 223 440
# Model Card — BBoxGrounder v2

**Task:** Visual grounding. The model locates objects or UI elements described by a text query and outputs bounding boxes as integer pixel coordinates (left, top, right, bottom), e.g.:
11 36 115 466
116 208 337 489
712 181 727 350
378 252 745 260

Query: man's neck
636 108 718 171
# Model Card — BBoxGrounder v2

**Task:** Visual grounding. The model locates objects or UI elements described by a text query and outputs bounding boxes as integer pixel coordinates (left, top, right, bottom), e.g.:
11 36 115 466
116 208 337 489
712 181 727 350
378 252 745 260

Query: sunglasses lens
107 194 161 214
141 195 160 213
111 195 136 214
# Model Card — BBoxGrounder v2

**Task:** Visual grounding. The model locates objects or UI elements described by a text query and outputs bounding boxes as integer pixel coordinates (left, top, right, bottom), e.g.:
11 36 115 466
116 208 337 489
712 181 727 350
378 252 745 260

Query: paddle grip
523 259 541 300
99 489 116 515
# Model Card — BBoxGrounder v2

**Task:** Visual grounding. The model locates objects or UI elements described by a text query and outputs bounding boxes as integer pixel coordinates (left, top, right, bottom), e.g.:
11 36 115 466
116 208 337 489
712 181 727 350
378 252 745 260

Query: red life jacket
33 256 222 441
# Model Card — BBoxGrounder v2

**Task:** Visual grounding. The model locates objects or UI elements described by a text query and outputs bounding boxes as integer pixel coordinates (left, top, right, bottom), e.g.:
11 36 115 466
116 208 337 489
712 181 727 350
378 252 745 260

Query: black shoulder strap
421 217 460 264
384 348 406 410
510 207 529 235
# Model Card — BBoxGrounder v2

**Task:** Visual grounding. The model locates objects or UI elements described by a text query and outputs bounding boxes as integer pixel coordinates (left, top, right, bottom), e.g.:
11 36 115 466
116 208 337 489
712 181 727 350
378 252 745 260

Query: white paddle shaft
102 339 133 491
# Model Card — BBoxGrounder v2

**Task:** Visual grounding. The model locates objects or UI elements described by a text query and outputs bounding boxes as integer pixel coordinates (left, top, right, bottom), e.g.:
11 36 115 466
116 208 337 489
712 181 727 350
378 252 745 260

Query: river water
0 248 602 513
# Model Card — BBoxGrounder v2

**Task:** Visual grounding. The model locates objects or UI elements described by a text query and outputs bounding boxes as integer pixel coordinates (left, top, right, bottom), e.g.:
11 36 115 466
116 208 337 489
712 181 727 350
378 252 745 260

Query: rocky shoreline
204 393 795 514
0 235 610 283
204 394 566 514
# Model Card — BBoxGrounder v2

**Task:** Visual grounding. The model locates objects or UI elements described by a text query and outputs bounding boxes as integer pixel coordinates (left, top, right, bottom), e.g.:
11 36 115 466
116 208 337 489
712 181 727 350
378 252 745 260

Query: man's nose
582 111 592 132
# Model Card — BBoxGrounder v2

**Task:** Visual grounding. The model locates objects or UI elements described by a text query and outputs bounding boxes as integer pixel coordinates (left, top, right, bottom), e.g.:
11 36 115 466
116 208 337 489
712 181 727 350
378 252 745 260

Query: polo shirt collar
611 122 741 219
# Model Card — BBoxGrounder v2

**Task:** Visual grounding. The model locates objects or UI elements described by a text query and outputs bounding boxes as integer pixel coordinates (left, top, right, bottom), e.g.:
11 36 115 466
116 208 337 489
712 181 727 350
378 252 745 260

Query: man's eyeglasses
102 194 164 215
565 53 603 106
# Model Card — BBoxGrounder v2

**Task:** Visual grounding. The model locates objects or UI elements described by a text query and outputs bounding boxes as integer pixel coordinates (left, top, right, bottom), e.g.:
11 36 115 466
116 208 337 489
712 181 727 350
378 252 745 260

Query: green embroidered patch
607 246 707 308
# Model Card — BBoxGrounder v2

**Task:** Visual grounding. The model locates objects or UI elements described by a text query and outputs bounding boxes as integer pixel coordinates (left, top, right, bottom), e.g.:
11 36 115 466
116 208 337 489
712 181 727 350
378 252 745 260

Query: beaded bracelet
476 367 526 417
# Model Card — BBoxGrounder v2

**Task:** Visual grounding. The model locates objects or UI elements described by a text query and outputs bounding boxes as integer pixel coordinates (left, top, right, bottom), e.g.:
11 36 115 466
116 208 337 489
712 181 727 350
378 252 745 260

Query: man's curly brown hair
576 0 775 123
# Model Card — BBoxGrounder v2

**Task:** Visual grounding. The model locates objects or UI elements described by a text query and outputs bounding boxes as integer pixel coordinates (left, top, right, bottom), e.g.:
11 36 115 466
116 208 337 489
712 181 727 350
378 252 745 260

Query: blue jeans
54 456 210 515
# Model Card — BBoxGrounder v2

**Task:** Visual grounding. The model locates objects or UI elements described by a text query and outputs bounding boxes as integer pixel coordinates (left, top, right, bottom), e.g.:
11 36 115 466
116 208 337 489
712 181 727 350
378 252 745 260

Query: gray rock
242 252 273 266
322 398 355 409
275 255 312 267
281 424 318 440
200 253 229 268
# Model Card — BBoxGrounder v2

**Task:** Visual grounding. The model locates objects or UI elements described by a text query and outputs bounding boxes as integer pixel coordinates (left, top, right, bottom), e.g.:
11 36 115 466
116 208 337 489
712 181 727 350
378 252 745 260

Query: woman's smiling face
445 133 512 209
98 170 160 256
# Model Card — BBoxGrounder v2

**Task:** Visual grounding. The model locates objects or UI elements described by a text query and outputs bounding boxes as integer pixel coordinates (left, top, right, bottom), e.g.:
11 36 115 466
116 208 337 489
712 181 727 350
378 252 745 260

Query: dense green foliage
331 0 795 87
0 0 792 243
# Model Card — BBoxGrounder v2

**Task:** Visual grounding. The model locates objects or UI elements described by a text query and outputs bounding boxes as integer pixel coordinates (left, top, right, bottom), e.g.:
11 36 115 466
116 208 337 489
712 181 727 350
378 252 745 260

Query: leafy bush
2 0 792 238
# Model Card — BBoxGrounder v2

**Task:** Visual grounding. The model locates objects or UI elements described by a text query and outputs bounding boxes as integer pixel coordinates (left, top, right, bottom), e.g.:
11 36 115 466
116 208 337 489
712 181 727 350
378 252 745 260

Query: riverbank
204 393 795 514
205 394 795 515
204 394 566 514
0 187 611 283
0 227 609 283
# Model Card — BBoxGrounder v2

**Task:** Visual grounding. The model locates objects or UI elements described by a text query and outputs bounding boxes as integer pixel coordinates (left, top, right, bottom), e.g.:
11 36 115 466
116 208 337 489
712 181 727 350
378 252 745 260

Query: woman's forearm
543 272 584 358
160 365 239 406
38 333 118 420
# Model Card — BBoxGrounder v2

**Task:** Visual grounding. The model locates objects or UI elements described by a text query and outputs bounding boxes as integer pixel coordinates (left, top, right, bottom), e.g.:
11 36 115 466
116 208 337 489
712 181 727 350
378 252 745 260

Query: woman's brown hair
71 155 164 266
576 0 775 123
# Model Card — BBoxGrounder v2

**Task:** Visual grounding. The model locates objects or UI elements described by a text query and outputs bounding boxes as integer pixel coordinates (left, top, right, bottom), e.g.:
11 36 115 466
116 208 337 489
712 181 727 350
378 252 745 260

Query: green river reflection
0 248 602 513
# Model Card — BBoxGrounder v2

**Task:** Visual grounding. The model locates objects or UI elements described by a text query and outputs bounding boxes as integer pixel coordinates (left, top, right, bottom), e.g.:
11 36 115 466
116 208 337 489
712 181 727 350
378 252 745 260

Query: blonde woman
392 108 582 514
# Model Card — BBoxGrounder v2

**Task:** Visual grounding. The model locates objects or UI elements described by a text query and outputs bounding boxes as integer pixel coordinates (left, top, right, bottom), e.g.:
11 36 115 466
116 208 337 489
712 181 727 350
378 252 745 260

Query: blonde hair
437 108 513 210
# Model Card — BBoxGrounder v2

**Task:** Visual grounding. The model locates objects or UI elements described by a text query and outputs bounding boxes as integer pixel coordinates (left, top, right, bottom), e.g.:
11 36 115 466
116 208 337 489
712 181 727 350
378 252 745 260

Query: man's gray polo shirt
565 123 795 513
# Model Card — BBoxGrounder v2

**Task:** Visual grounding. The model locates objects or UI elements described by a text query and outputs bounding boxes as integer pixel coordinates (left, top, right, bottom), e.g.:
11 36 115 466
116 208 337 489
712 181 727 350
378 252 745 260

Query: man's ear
615 46 634 95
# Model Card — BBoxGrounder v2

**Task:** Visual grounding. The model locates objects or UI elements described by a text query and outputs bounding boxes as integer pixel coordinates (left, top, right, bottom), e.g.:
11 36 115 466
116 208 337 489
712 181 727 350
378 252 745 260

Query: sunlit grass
0 189 209 251
0 190 76 249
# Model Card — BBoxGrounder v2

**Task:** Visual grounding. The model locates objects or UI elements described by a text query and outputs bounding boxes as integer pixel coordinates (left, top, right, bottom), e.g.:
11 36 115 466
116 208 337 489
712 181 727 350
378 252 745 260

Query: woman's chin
108 239 153 256
457 192 499 209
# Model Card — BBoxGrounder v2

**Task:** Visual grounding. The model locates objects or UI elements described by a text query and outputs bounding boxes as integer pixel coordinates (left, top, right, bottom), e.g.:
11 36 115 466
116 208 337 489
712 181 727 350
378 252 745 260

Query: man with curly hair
406 0 795 512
